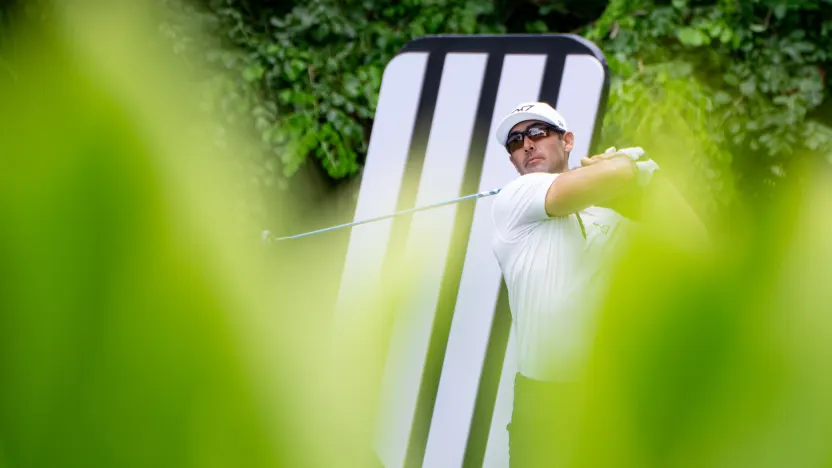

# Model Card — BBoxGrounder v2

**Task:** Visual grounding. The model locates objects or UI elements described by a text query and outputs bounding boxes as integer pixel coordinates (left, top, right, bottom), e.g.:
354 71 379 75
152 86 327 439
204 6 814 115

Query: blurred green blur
564 155 832 467
0 2 338 467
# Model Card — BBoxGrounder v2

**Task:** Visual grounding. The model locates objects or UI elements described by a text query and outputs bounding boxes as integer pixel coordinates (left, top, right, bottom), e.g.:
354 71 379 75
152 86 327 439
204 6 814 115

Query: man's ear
563 131 575 152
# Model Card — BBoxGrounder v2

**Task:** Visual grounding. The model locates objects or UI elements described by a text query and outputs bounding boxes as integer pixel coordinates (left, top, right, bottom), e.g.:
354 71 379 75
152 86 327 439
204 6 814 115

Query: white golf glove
634 159 660 186
605 146 659 186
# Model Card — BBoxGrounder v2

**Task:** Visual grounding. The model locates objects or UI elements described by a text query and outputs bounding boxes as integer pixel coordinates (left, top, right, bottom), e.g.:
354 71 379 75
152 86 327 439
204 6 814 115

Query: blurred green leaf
677 27 708 46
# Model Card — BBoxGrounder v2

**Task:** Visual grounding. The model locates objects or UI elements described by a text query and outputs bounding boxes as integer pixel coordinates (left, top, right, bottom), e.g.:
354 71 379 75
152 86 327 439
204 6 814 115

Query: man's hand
581 147 640 168
581 147 647 220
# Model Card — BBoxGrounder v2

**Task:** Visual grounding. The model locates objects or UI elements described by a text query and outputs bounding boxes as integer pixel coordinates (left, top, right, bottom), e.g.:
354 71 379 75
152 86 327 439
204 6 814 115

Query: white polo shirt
491 172 632 382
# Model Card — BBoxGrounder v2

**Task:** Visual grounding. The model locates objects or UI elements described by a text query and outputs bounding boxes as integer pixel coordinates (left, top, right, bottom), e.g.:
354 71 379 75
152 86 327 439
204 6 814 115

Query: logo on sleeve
593 222 610 235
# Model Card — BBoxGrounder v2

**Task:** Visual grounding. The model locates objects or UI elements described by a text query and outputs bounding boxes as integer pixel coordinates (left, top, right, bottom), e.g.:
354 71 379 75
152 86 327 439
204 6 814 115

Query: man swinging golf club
491 101 698 467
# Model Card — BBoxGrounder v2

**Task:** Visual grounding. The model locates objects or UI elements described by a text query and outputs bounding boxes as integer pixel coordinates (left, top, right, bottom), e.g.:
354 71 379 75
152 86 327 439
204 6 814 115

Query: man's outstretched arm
544 153 641 217
581 152 710 245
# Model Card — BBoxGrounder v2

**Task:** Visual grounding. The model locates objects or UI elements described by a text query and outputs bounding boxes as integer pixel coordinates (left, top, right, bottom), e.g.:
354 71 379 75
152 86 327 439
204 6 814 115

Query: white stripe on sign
557 54 607 170
329 53 428 449
373 52 489 468
423 54 549 468
483 329 517 468
333 52 428 329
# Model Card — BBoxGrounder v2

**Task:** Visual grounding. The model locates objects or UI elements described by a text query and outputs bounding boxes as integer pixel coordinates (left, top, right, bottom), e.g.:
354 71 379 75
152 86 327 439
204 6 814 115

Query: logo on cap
511 104 535 114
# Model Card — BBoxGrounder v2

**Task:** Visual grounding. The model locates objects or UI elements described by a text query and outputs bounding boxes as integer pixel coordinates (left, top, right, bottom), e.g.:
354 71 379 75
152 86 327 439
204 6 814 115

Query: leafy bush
152 0 832 218
585 0 832 208
158 0 506 190
3 0 820 219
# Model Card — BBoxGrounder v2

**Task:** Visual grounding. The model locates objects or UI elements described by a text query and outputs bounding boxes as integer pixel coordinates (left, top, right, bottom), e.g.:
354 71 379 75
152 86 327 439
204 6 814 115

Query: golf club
262 187 502 243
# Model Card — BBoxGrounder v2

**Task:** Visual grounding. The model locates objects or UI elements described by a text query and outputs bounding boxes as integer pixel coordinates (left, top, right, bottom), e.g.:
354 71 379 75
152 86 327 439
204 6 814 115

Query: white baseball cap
494 101 568 146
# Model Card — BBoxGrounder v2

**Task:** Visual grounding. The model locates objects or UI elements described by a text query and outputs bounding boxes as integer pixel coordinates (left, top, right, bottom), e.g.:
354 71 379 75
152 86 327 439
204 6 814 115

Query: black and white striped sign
334 34 610 468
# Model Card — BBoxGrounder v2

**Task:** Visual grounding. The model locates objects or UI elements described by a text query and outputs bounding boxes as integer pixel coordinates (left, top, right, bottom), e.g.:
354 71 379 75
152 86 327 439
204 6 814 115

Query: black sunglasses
505 124 564 153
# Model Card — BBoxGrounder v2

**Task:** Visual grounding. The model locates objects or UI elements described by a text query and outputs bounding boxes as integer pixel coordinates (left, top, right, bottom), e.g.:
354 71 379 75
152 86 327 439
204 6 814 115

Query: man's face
506 120 574 175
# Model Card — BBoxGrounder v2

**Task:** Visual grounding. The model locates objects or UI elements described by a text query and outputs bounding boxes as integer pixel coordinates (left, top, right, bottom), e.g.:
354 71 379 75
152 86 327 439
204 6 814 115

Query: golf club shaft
267 188 501 242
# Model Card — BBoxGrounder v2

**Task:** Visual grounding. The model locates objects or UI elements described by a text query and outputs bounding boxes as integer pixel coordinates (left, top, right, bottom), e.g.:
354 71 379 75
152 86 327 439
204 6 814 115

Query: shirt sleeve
491 172 558 241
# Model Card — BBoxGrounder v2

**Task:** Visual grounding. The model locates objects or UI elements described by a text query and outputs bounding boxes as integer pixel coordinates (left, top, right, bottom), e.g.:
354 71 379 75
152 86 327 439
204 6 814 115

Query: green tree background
147 0 832 229
4 0 831 232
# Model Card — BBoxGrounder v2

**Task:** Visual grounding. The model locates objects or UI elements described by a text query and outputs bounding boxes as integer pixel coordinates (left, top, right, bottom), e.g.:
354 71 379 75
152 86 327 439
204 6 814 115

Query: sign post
333 34 610 468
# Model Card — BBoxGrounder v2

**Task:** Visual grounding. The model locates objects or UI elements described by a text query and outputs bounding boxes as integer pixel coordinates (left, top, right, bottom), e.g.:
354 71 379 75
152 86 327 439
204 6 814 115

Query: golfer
490 101 682 467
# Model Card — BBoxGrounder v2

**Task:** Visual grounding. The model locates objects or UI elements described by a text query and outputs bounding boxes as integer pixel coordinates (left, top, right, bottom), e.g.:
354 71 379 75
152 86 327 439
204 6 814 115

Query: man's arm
544 154 640 217
581 152 710 245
